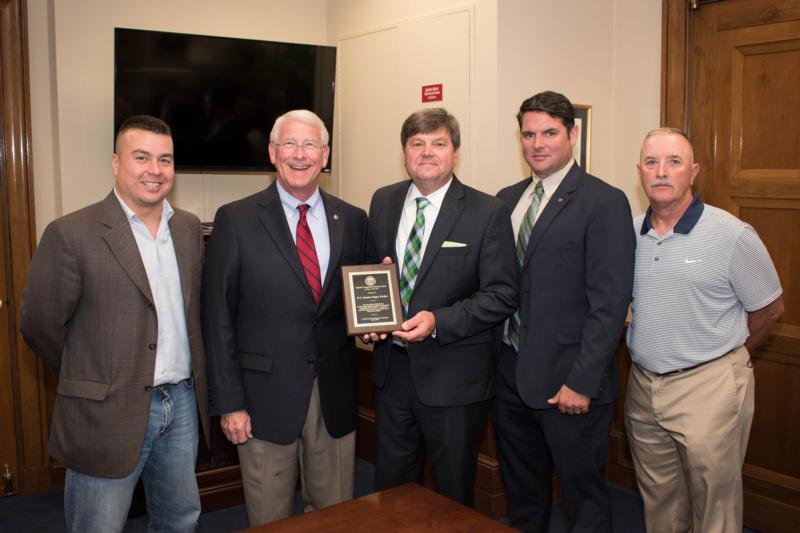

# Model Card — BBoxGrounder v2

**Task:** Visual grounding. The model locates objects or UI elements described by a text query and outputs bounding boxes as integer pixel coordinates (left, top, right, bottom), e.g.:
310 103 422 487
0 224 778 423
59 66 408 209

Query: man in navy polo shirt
626 128 784 533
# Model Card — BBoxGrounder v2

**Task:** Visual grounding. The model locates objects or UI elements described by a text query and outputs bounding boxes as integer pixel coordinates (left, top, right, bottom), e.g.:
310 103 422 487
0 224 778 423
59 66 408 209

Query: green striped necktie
399 197 430 317
508 181 544 351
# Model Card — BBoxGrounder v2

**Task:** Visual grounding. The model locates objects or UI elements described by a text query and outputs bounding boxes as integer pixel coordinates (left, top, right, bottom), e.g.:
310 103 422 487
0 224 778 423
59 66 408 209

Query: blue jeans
64 379 200 533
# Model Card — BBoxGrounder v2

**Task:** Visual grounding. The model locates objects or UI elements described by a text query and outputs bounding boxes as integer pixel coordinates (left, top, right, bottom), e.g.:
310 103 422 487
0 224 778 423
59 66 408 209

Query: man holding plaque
365 108 518 506
202 110 368 525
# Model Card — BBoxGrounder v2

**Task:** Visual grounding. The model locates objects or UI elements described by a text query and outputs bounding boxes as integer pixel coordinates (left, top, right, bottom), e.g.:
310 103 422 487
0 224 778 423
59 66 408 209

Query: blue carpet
0 459 759 532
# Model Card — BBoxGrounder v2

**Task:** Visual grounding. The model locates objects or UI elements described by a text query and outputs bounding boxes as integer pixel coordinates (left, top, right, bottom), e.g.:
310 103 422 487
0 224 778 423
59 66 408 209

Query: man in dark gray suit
202 110 368 525
365 108 518 506
494 91 635 532
21 115 209 533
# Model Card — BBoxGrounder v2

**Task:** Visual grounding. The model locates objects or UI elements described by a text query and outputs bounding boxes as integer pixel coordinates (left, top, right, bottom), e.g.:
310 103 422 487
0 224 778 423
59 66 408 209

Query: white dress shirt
394 177 453 265
510 160 575 240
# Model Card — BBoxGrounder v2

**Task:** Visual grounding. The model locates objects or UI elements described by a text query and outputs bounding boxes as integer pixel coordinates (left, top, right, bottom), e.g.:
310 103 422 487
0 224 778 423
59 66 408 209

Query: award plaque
341 264 404 336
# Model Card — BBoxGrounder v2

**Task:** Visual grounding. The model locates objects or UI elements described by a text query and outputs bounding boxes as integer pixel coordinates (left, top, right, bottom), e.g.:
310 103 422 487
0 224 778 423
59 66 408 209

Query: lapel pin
558 197 564 203
333 214 339 220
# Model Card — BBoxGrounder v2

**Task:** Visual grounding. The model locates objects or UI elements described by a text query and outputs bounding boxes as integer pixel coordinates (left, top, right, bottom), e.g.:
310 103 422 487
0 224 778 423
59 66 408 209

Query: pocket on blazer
437 246 470 256
557 326 583 345
239 351 273 373
57 377 110 401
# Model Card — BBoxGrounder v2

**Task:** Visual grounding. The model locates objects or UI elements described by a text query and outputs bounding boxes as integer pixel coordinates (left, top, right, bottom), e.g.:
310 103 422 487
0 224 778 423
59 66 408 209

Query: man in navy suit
494 91 635 532
366 108 518 506
202 110 368 525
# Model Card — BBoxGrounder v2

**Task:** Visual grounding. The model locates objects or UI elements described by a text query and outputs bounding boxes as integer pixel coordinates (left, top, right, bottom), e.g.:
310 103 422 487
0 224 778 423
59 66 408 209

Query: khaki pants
237 379 355 526
625 345 754 533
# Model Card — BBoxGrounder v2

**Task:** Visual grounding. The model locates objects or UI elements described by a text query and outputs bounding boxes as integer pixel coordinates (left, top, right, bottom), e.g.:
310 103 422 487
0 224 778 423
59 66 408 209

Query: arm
564 189 635 402
20 222 82 373
428 201 519 345
201 206 249 433
729 226 784 354
745 296 784 352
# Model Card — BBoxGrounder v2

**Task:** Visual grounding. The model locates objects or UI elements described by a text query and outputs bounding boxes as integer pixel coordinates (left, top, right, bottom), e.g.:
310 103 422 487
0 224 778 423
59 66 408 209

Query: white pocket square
442 240 467 248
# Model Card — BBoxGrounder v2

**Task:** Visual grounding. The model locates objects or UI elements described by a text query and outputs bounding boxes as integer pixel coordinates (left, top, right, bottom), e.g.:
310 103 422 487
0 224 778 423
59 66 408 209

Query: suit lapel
100 193 154 305
256 184 314 301
385 181 409 263
522 164 582 269
414 177 465 288
169 211 193 313
320 191 342 304
503 178 533 210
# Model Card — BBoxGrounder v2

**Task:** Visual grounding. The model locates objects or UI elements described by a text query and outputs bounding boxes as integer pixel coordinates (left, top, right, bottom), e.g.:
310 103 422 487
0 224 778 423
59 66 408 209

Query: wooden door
0 117 19 497
642 1 800 531
0 0 57 495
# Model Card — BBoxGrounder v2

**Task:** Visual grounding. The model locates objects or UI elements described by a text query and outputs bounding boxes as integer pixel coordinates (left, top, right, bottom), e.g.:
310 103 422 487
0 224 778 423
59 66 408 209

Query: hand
361 332 388 343
547 384 590 415
221 410 253 444
359 257 395 344
392 310 436 343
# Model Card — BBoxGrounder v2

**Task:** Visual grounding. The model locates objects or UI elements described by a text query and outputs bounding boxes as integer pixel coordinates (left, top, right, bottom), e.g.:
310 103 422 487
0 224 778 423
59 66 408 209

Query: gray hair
640 127 694 159
269 109 329 146
642 127 690 143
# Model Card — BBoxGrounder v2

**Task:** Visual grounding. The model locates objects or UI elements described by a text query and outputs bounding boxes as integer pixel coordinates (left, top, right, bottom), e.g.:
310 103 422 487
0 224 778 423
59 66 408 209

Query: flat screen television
114 28 336 172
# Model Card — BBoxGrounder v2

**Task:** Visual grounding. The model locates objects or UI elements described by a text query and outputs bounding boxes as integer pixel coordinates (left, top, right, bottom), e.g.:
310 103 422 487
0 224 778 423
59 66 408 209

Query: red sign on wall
421 84 443 102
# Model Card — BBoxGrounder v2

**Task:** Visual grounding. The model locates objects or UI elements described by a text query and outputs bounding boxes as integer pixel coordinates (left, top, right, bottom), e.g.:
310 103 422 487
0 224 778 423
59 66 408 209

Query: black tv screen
114 28 336 172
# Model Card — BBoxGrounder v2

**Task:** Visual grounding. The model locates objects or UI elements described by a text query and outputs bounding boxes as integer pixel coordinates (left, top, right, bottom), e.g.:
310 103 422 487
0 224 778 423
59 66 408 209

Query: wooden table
240 483 513 532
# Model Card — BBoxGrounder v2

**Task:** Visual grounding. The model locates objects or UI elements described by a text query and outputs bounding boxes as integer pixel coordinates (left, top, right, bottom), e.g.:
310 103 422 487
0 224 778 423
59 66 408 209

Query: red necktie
296 204 322 303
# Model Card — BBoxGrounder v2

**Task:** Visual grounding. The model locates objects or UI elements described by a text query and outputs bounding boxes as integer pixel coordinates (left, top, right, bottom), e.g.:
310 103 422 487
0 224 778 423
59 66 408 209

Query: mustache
650 179 673 188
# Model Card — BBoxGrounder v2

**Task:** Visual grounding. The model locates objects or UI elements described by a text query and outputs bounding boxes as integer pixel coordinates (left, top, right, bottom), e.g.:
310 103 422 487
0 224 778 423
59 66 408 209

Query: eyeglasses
273 139 324 152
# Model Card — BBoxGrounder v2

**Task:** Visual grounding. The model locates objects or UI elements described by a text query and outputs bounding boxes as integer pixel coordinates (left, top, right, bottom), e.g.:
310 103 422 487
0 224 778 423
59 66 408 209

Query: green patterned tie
399 197 430 317
508 181 544 351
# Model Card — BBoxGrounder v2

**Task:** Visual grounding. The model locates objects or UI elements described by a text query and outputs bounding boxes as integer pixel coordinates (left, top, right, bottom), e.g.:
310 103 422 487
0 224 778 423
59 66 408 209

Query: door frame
661 0 691 129
0 0 55 494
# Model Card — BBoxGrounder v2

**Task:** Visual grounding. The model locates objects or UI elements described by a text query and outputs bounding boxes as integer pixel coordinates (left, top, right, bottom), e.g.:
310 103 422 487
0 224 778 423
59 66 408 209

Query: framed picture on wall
573 104 592 171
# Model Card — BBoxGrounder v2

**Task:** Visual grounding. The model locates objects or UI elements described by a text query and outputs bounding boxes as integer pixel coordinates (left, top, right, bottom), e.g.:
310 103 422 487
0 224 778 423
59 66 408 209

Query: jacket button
148 343 157 350
307 358 314 365
144 385 152 392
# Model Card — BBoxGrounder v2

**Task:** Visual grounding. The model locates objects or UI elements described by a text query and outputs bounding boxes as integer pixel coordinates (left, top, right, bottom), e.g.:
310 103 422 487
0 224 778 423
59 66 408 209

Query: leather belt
391 343 408 355
639 349 735 377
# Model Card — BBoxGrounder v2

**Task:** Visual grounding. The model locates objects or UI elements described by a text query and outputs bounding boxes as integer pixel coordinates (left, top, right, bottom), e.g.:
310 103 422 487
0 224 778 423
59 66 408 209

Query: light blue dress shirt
276 181 331 286
114 190 191 386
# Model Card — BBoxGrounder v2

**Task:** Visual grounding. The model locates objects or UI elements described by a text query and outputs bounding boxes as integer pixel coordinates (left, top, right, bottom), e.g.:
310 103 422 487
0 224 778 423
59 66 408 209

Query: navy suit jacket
497 164 635 409
369 177 518 407
202 183 368 444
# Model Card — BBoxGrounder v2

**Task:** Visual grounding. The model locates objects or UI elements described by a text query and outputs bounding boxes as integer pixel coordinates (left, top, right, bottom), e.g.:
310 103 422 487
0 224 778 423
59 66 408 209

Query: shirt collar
113 187 173 224
405 175 453 210
276 180 322 217
532 159 574 199
640 192 704 235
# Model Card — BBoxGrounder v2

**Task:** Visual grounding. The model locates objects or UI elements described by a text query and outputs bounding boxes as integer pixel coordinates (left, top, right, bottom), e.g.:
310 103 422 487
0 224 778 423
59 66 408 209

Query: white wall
611 0 661 215
496 0 660 214
28 0 329 236
328 0 499 207
28 0 659 235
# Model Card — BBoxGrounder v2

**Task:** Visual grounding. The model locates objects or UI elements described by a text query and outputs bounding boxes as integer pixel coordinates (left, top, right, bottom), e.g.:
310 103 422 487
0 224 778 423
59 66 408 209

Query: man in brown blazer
20 115 209 533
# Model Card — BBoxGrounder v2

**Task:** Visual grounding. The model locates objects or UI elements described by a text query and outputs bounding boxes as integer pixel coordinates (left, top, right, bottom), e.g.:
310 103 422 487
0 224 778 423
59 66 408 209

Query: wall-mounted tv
114 28 336 172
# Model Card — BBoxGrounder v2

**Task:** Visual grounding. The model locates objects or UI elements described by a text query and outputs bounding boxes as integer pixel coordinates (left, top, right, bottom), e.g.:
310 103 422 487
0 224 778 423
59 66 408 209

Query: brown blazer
20 192 210 478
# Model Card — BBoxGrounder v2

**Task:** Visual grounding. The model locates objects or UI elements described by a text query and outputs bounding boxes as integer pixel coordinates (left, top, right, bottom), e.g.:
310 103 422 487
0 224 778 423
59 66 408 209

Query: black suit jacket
202 184 368 444
368 177 518 407
497 164 635 409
